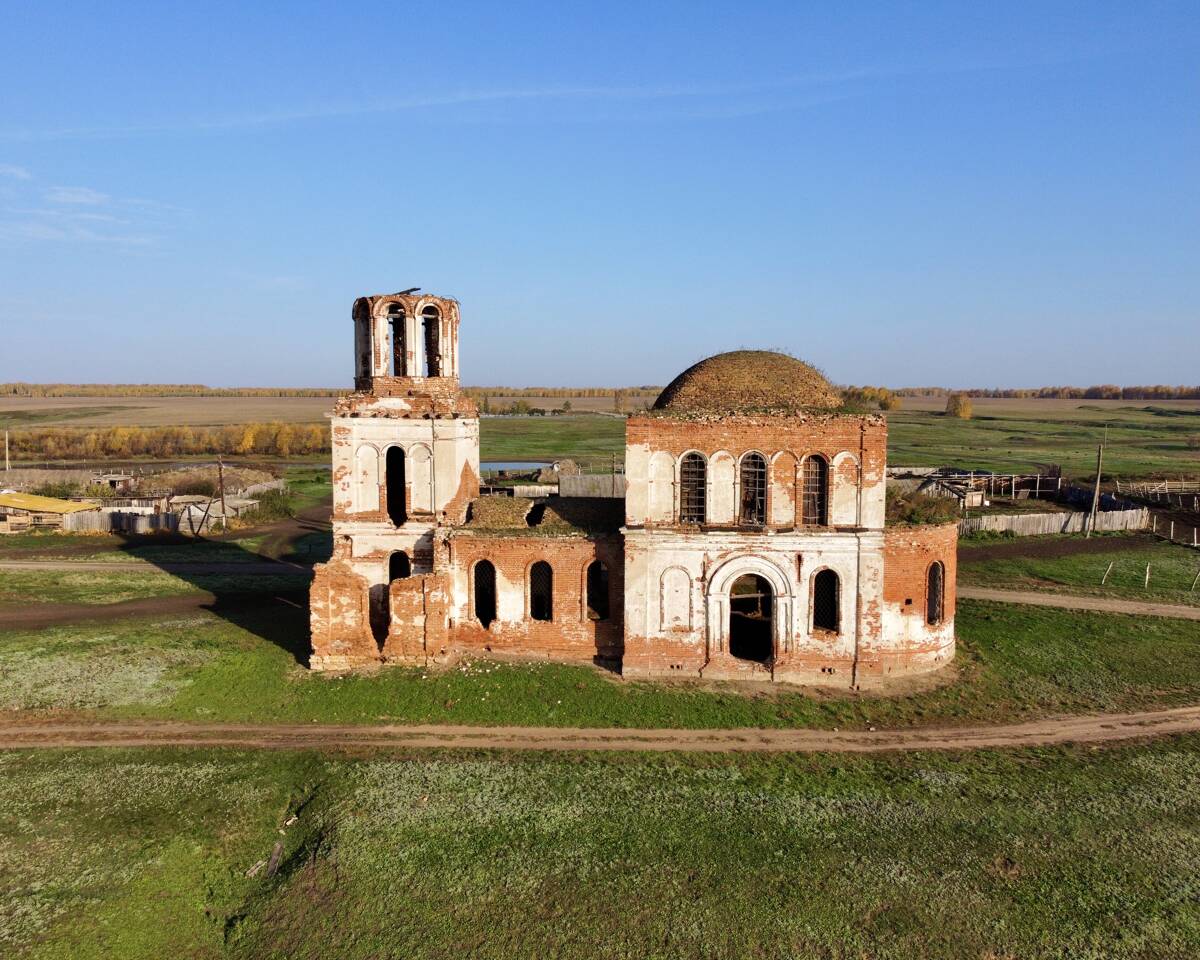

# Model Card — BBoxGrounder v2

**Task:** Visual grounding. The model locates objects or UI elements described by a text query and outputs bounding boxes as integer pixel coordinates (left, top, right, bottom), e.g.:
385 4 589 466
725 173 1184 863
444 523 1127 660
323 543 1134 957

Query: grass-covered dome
652 350 842 416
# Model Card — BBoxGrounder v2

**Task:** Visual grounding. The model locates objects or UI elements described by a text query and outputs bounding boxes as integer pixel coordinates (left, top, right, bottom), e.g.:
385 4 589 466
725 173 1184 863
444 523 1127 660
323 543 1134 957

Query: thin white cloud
0 168 164 247
0 164 32 179
45 185 109 205
0 66 954 141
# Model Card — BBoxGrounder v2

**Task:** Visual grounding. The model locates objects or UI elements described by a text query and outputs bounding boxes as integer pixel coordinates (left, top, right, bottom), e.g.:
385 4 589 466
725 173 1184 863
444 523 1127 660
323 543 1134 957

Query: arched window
679 453 706 524
586 560 609 621
802 455 828 525
421 305 441 377
926 561 945 626
474 560 497 628
740 453 767 525
529 561 553 621
387 303 406 376
812 569 840 633
385 447 407 526
389 551 411 581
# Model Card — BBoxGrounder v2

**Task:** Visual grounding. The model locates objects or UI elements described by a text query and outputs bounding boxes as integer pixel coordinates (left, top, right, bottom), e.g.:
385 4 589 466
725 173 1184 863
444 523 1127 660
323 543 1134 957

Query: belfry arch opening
387 303 406 376
385 447 407 526
421 305 441 377
728 573 773 663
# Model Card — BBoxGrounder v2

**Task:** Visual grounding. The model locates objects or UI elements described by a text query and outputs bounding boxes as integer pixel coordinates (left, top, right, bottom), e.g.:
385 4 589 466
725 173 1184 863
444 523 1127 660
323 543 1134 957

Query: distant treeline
0 383 341 398
890 385 1200 400
462 387 661 399
5 382 1197 402
7 423 330 459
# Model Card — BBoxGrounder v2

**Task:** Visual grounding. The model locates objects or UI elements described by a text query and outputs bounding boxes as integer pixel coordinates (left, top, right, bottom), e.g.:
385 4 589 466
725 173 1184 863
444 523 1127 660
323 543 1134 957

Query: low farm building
0 491 100 532
310 290 957 686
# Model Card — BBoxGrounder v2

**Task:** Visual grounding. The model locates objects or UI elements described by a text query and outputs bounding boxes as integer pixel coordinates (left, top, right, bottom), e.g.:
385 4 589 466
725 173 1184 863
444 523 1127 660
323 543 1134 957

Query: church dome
652 350 842 416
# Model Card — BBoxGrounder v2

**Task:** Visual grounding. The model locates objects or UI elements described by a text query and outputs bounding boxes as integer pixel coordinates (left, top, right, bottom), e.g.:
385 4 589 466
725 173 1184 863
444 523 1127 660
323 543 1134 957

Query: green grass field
480 414 627 463
4 739 1200 959
960 536 1200 607
476 403 1200 477
884 402 1200 476
3 599 1198 726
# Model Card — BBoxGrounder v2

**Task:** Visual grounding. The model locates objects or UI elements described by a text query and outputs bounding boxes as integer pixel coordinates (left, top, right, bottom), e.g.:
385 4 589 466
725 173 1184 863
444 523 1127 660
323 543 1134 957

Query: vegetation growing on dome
651 351 843 417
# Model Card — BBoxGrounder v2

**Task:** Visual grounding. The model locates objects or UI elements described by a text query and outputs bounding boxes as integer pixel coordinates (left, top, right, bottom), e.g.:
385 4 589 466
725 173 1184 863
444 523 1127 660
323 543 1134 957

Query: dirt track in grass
0 591 306 629
956 586 1200 620
3 705 1200 753
958 533 1161 562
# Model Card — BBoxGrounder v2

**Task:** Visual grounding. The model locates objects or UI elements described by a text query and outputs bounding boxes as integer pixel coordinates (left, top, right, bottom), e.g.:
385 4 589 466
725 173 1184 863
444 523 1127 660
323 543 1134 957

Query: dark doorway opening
729 573 773 663
529 561 553 622
586 560 609 620
385 447 407 526
389 551 411 582
813 569 840 633
474 560 496 628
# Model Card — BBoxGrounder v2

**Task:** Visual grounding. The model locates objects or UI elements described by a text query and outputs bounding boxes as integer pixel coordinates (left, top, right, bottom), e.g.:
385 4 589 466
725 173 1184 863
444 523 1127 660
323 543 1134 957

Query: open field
3 518 1200 957
3 738 1200 959
0 396 334 428
6 395 1198 477
887 398 1200 476
960 533 1200 607
2 599 1198 728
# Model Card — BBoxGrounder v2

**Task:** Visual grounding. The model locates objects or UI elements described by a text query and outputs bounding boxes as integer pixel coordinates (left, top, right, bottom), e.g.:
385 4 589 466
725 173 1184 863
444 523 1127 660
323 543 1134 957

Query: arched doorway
729 573 773 663
385 447 407 526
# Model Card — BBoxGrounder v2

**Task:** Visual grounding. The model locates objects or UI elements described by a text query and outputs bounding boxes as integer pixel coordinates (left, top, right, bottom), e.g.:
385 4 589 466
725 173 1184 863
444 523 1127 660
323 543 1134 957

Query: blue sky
0 1 1196 389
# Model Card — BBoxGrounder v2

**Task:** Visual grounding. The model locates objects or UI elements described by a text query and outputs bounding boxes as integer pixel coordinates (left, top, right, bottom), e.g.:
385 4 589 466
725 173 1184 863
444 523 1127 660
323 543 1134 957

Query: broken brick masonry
309 295 956 686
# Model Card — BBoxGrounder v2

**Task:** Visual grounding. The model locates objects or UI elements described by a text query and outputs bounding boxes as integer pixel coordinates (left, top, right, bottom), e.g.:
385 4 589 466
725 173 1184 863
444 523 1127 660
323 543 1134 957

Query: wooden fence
560 474 628 498
1118 479 1200 497
1150 513 1200 549
63 511 181 534
959 508 1150 538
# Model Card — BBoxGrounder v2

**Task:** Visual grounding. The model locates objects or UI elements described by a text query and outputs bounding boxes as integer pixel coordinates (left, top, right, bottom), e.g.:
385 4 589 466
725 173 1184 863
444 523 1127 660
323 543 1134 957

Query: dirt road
3 705 1200 754
0 560 310 575
958 586 1200 620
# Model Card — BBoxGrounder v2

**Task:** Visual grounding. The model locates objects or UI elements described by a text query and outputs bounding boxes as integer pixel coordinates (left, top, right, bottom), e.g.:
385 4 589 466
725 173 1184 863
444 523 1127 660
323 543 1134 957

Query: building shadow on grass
112 513 331 668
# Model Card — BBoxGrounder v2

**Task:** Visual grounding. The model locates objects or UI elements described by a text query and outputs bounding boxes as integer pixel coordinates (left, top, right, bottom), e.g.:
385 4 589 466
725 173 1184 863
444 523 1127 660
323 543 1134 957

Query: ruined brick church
309 290 957 685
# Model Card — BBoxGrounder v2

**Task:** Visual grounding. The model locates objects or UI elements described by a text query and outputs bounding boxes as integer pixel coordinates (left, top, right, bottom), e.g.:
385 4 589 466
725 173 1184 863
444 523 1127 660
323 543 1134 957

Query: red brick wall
445 533 624 663
882 523 958 623
627 414 886 480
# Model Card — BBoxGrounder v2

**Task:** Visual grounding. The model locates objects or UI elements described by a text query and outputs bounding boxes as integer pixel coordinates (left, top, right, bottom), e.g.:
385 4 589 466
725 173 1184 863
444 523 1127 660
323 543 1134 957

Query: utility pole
4 430 8 472
1086 431 1105 539
217 456 227 528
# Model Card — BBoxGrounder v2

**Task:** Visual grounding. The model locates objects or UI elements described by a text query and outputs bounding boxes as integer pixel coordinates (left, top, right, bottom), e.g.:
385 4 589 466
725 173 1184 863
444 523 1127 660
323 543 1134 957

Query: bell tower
320 289 479 660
